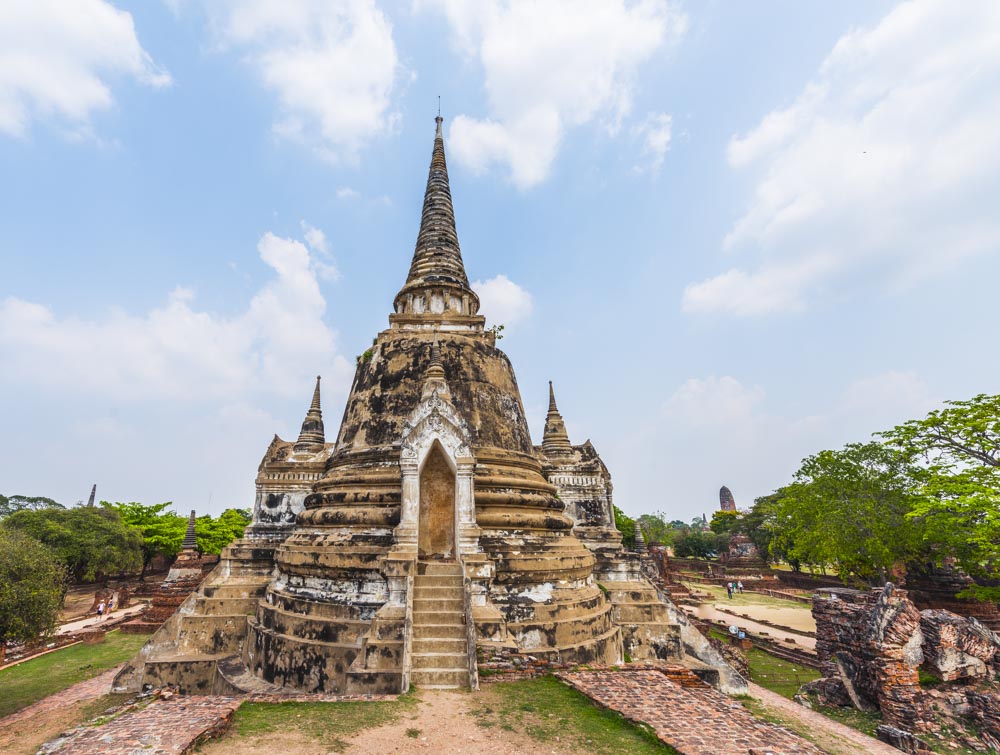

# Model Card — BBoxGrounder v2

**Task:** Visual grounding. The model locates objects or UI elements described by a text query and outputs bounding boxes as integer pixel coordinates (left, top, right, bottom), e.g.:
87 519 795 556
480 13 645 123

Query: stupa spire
293 375 325 453
542 381 573 455
393 115 480 319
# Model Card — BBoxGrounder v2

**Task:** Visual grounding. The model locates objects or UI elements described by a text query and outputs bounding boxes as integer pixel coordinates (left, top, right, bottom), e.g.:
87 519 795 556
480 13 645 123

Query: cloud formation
0 230 351 401
634 112 672 173
425 0 686 188
472 274 534 326
0 0 170 137
205 0 400 160
684 0 1000 316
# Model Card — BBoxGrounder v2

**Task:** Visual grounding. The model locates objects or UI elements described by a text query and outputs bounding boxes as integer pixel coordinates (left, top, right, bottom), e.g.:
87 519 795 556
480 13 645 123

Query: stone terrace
558 667 824 755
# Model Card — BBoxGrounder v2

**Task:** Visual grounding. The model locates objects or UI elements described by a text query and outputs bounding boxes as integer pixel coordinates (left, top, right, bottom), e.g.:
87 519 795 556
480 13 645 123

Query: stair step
412 638 467 654
413 598 463 612
410 668 469 688
413 623 466 640
418 562 463 576
412 586 463 599
412 611 463 626
413 575 463 588
411 652 467 670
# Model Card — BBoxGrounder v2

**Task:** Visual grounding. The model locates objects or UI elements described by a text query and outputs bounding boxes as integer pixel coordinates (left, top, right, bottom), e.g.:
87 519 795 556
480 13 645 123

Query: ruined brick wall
811 586 922 730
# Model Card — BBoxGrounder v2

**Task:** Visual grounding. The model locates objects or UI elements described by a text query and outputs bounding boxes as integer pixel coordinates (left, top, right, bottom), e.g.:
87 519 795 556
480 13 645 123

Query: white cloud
0 0 170 138
0 230 352 401
633 112 672 173
662 376 765 428
685 0 1000 316
336 186 361 200
472 274 533 326
203 0 400 160
423 0 687 188
300 220 341 281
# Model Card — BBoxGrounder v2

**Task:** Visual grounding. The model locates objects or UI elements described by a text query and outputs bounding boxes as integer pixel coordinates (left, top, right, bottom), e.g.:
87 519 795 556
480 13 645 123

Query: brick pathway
0 665 121 727
39 695 242 754
558 667 824 754
747 683 899 755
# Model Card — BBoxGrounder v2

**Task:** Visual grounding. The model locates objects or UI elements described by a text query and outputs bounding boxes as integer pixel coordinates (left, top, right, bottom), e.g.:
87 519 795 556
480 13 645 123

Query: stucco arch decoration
396 387 480 556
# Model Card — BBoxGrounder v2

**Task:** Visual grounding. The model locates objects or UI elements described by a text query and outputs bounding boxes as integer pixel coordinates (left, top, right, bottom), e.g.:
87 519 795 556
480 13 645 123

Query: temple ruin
114 116 743 698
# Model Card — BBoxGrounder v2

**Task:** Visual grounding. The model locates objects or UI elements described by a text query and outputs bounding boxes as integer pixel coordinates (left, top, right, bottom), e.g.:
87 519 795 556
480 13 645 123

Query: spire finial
294 375 326 452
541 381 573 455
86 484 96 507
393 116 479 319
437 95 441 118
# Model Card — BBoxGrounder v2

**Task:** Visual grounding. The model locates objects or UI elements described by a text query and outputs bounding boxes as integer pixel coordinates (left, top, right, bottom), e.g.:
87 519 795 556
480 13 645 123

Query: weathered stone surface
117 116 742 699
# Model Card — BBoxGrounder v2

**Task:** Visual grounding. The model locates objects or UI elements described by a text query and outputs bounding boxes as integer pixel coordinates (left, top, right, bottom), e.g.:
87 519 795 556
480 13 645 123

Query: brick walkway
747 683 899 755
558 668 824 754
39 695 242 754
0 665 121 727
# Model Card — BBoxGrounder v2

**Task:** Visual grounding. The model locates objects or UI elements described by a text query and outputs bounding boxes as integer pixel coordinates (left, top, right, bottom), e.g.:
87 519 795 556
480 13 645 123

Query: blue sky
2 0 998 520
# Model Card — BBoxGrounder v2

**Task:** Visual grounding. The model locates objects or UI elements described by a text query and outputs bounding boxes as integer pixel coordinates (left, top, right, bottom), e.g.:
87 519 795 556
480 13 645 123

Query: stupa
115 117 744 696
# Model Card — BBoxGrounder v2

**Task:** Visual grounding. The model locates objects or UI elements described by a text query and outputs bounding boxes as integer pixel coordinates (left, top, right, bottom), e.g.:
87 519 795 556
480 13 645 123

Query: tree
882 393 1000 599
0 494 64 518
195 508 250 555
709 510 741 534
772 442 926 584
673 529 727 559
3 506 143 583
104 501 187 580
0 528 66 660
636 512 674 546
614 505 636 549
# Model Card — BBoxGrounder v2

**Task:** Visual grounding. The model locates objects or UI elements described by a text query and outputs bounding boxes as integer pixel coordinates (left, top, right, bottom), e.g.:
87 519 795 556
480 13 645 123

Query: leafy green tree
709 510 741 534
614 505 636 549
0 494 64 518
636 512 674 546
881 393 1000 599
773 442 926 584
3 506 143 583
673 529 727 559
104 501 186 580
195 508 250 555
0 528 66 658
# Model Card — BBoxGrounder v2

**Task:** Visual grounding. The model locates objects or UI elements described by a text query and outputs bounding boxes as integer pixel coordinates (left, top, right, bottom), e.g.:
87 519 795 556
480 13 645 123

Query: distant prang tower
719 486 737 512
114 115 746 698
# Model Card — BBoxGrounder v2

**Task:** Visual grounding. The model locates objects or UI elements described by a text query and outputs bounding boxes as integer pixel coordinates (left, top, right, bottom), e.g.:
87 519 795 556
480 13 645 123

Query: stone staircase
410 561 471 689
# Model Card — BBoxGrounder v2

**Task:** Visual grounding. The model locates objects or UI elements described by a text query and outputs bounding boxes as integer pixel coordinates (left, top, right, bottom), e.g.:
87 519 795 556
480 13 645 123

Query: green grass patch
0 630 147 718
745 647 820 699
474 676 676 753
217 693 419 752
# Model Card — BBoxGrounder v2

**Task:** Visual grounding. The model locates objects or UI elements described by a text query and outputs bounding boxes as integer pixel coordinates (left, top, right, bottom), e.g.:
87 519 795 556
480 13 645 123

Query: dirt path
203 689 572 755
747 682 898 755
683 604 817 649
342 690 566 754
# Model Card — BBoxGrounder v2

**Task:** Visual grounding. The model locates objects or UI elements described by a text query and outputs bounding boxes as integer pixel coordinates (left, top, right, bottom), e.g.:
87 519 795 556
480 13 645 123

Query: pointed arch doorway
418 440 456 560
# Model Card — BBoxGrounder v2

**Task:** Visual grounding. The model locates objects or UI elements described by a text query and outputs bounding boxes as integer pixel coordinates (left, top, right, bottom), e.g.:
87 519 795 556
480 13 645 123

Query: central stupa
115 117 744 697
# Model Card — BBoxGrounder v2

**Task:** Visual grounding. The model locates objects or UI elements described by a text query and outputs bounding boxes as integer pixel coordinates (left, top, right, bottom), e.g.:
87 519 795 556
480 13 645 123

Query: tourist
737 580 744 594
107 594 116 615
97 600 105 621
726 583 733 599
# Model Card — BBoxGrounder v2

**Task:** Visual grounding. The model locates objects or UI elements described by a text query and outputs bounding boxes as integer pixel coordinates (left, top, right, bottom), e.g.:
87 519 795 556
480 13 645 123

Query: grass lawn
472 676 676 753
0 630 147 718
745 647 820 698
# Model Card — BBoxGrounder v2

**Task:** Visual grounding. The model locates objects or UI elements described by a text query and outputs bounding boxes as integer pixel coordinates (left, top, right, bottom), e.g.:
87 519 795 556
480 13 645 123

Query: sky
2 0 999 522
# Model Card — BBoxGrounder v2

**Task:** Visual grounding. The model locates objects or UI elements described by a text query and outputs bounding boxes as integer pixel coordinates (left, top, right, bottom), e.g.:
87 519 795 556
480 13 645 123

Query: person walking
96 600 106 621
726 582 733 600
737 580 744 594
107 594 116 615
